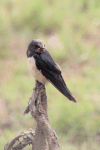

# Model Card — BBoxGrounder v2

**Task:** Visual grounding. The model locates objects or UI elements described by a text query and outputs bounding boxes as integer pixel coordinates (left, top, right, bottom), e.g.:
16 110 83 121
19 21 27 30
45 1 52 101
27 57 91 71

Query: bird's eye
31 45 39 49
34 45 40 48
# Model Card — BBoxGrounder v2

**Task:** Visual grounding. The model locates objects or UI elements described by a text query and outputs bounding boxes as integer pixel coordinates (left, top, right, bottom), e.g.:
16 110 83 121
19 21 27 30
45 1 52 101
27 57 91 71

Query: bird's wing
41 50 61 74
35 50 77 102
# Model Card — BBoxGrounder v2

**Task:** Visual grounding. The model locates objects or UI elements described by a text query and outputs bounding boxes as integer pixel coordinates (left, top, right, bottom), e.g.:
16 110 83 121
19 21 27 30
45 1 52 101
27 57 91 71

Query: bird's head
27 39 45 57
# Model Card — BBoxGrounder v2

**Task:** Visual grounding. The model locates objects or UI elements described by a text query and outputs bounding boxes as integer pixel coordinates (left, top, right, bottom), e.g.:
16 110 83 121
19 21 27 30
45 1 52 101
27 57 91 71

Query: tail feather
56 84 77 103
42 69 77 103
64 91 77 103
48 75 77 103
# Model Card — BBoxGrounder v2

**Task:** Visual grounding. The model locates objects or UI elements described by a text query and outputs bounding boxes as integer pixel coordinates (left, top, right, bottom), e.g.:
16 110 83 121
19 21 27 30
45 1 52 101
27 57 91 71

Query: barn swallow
26 39 77 103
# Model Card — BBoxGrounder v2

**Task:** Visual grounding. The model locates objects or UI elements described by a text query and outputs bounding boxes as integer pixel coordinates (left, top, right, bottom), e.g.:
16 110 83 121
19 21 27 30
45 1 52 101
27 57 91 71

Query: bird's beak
40 47 45 50
27 49 34 57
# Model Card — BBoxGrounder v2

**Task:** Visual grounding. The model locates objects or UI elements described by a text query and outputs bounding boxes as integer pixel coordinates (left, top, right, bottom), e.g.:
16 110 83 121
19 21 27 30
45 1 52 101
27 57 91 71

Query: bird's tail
57 76 77 103
48 74 77 103
62 88 77 103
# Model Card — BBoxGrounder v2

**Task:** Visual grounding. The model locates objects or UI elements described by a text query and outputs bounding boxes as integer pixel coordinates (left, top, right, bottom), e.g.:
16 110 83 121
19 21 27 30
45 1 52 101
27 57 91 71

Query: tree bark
4 80 59 150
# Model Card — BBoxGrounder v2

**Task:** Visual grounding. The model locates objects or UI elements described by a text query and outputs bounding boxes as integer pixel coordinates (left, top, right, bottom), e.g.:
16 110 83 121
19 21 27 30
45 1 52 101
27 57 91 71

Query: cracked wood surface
5 80 59 150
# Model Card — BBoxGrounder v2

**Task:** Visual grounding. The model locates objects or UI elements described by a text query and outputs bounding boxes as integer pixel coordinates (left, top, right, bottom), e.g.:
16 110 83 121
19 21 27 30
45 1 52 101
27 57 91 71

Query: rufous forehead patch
35 48 45 53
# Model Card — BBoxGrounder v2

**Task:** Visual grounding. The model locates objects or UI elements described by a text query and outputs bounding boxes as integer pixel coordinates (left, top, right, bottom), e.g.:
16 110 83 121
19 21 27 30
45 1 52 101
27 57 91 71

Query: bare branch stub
5 80 59 150
24 80 59 150
4 129 35 150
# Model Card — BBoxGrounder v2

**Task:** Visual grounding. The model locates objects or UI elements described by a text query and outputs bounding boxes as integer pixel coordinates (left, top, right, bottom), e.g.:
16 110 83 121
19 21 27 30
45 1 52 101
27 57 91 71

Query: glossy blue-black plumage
33 50 76 102
27 39 77 102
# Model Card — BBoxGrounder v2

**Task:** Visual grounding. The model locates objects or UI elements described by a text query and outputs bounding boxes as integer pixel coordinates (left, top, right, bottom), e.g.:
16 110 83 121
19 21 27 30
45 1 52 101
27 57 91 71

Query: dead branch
4 129 35 150
4 80 59 150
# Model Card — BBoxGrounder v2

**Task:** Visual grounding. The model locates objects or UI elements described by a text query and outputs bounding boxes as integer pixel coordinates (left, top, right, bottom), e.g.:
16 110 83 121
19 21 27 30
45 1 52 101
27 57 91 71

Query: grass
0 0 100 149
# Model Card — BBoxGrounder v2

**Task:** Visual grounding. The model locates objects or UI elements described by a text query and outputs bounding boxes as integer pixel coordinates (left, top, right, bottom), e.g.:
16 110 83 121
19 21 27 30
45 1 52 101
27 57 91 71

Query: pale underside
27 57 47 84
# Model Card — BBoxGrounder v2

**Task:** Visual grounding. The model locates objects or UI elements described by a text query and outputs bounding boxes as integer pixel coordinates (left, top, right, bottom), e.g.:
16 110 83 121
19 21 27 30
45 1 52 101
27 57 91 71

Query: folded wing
35 50 77 102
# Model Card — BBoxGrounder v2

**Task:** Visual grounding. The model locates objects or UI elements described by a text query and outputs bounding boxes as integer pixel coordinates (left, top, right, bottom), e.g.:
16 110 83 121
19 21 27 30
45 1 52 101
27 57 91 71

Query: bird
26 39 77 103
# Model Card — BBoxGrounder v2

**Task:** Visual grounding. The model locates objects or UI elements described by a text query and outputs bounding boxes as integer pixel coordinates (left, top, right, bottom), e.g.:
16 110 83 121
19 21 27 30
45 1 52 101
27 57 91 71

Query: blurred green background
0 0 100 149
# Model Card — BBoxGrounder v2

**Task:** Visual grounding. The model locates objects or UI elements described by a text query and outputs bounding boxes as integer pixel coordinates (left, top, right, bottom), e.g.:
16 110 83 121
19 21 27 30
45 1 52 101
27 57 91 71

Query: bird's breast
27 57 47 84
